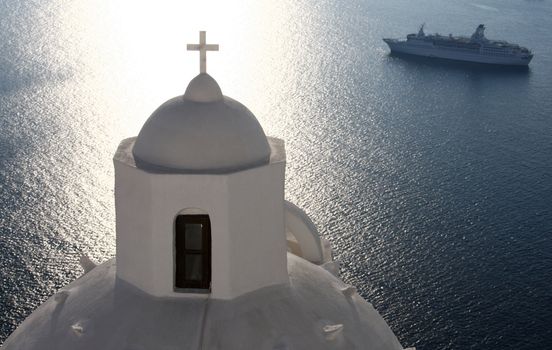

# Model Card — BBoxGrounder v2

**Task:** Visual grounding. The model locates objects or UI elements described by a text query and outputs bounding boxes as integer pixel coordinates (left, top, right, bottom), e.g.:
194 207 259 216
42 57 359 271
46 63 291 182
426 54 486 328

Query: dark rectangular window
175 215 211 290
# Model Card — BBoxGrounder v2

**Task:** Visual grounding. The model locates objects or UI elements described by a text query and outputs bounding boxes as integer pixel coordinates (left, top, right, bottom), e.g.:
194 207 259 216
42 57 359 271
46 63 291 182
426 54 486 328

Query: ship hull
383 39 532 66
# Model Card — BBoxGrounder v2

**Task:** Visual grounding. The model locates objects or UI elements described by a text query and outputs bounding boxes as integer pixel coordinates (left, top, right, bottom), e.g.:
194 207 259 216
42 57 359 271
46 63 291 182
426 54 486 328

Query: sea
1 0 551 348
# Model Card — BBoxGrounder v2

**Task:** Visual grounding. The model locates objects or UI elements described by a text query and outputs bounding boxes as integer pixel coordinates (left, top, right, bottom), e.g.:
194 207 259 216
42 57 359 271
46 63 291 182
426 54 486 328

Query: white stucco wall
114 137 288 299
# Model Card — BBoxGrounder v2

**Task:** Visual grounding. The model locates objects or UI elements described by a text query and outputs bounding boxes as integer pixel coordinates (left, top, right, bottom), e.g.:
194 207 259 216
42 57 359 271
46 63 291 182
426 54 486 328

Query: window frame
174 214 212 292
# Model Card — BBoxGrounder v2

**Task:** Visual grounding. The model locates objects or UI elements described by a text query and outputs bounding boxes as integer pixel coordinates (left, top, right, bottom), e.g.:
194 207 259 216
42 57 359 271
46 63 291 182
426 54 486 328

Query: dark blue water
1 0 551 348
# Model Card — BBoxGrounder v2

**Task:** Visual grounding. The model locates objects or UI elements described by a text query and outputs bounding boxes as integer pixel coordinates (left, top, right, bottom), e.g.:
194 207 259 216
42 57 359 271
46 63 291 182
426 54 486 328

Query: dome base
4 254 404 350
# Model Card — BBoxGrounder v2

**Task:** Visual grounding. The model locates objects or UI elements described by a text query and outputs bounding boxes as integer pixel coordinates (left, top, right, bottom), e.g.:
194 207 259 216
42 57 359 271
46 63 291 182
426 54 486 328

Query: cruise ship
383 24 533 66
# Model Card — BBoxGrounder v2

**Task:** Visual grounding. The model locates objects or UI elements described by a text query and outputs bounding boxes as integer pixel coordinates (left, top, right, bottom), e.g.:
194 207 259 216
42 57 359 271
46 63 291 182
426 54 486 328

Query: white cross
187 31 219 74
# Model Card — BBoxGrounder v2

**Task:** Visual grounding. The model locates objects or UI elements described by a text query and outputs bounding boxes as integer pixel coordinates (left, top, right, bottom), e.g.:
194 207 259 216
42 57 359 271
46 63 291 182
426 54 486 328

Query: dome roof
133 74 271 173
3 255 404 350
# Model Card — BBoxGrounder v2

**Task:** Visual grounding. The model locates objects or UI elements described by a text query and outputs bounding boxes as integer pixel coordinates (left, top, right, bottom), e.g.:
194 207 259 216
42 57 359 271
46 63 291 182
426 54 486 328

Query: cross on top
187 31 219 74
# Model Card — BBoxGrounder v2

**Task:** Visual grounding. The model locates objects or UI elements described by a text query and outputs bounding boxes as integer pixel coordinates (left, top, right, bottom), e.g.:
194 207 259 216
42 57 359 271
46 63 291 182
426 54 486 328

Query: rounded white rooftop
3 255 404 350
133 74 271 173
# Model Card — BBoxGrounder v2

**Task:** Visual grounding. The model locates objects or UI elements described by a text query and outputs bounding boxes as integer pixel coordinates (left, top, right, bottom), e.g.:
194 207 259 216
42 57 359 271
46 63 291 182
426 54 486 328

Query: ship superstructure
384 24 533 66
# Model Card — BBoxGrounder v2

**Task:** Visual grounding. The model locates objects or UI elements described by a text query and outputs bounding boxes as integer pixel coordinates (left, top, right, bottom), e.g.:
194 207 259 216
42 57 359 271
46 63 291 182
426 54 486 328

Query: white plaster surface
3 254 405 350
285 200 324 264
184 73 222 102
115 137 288 299
132 75 270 173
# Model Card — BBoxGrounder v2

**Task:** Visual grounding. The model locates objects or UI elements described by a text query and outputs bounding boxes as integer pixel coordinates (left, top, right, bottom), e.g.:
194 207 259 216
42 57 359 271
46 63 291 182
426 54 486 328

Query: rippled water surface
1 0 551 348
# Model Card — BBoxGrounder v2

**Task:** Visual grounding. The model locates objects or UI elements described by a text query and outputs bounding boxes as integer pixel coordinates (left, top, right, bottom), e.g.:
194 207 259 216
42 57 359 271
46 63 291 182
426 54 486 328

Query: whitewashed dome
2 254 405 350
133 73 271 173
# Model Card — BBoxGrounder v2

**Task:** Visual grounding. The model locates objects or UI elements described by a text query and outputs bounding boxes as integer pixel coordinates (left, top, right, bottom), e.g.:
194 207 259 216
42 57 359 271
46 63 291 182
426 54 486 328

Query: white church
3 32 411 350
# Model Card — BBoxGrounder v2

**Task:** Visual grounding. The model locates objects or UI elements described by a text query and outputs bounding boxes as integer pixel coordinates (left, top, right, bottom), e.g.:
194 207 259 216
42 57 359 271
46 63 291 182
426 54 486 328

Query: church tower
114 32 288 299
